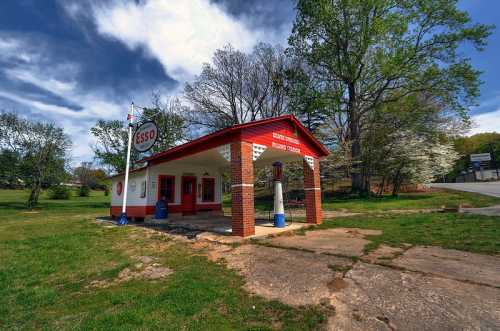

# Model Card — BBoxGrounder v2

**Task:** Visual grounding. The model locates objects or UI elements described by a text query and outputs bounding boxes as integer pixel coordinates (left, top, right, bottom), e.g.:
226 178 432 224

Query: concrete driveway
428 182 500 197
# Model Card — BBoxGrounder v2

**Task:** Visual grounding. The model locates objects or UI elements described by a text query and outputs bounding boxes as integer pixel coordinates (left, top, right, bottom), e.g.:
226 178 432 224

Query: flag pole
118 102 134 225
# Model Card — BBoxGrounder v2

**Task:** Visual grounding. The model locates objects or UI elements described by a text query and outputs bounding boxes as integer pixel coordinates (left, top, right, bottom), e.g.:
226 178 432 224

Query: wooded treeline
1 0 495 207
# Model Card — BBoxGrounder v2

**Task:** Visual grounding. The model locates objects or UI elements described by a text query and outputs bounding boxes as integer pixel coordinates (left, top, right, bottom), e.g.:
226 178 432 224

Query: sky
0 0 499 165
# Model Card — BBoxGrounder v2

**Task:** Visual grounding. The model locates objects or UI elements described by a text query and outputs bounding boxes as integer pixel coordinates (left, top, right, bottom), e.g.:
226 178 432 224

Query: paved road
428 182 500 198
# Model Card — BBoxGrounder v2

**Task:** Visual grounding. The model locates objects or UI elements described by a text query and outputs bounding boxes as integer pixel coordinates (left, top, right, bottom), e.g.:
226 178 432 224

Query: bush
78 185 90 197
48 185 72 200
104 185 110 196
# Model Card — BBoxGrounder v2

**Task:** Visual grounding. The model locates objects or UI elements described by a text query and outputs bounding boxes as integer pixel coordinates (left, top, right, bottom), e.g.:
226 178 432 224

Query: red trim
202 178 215 202
157 175 175 203
110 203 222 218
143 115 329 164
181 176 197 215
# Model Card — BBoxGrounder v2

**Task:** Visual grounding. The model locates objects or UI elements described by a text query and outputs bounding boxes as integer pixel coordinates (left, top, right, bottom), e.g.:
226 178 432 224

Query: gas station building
110 115 329 237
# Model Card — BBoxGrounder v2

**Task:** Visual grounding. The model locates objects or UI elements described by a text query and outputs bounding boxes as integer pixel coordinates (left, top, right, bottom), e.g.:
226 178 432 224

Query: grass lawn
2 188 499 329
231 189 500 212
314 213 500 255
0 189 325 330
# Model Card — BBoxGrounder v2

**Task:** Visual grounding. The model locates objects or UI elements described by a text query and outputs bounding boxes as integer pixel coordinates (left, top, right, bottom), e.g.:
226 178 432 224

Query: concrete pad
266 228 382 257
392 246 500 287
329 262 500 331
223 244 353 306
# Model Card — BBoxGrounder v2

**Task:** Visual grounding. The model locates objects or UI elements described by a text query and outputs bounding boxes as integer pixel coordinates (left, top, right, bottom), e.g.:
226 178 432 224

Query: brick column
231 141 255 237
303 157 322 224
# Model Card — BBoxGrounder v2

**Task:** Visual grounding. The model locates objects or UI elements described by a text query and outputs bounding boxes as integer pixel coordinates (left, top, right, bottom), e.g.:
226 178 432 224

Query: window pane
202 178 215 202
159 177 174 203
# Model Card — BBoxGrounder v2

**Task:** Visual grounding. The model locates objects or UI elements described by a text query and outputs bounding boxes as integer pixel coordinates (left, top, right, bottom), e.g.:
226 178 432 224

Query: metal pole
489 143 499 180
118 103 134 225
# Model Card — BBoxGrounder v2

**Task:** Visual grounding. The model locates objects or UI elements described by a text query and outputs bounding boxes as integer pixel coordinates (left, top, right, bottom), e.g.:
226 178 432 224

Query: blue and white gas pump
273 162 286 228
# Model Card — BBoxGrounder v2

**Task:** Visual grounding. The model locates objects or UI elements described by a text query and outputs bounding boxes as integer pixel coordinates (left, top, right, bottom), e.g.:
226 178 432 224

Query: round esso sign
133 121 158 152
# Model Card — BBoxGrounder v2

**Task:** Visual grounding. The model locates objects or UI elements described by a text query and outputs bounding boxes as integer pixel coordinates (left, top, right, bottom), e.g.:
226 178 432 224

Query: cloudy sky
0 0 499 164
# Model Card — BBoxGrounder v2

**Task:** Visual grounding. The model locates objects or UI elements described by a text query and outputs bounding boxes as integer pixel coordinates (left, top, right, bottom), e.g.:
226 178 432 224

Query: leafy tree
73 162 109 189
140 94 188 153
90 119 138 174
0 149 22 188
91 95 187 174
0 112 71 208
288 0 493 193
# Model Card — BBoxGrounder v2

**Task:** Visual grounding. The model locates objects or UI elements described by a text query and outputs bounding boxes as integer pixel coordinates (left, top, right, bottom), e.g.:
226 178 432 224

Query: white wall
111 162 223 208
147 162 222 207
111 170 147 207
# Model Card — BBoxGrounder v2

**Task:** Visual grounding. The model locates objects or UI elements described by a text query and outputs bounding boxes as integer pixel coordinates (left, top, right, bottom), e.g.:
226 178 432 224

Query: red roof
143 115 329 164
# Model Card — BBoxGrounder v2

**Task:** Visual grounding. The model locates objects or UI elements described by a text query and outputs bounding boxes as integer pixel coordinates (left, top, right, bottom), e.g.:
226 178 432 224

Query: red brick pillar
303 157 322 224
231 141 255 236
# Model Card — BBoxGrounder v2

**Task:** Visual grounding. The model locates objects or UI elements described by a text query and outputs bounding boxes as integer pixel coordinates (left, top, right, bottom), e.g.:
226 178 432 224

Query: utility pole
489 143 499 180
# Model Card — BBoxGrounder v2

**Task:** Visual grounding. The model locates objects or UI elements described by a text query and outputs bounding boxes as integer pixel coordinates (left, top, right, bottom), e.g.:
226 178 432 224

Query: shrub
48 185 72 200
78 185 90 197
104 185 110 196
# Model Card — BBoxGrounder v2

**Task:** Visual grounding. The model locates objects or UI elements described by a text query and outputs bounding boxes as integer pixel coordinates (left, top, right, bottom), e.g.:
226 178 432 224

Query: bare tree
185 43 289 131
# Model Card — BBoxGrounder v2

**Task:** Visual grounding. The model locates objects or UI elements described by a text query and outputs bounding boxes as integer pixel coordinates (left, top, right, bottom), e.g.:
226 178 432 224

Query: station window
202 178 215 202
158 176 175 203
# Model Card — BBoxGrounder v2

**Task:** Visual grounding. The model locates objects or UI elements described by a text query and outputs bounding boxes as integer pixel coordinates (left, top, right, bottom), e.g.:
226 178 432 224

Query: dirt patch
223 244 353 306
328 278 348 292
392 246 500 287
328 262 500 331
87 255 173 289
190 240 235 262
265 228 382 257
361 244 405 264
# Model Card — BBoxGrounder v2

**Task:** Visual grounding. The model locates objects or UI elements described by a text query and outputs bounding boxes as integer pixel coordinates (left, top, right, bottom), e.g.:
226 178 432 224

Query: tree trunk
27 180 41 210
350 117 363 193
348 83 364 194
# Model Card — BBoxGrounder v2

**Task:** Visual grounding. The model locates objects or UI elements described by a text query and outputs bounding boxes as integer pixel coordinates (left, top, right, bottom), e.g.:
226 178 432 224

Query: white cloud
91 0 266 82
0 35 130 165
5 68 77 94
469 109 500 135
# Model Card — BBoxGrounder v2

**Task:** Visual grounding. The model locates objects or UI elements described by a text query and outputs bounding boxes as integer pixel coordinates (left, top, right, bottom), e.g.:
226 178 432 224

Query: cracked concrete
328 262 500 331
391 246 500 287
191 227 500 330
264 228 382 257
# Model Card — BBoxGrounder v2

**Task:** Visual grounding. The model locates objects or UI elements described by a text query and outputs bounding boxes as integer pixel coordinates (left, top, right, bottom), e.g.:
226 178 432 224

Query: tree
0 112 71 208
288 0 492 192
0 149 21 188
73 162 108 190
91 95 187 173
185 43 289 130
90 119 138 174
140 94 188 153
376 131 458 195
450 132 500 179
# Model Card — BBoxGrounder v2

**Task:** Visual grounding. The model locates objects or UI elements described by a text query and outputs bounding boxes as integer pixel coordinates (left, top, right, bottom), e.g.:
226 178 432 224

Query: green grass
232 189 500 212
0 189 326 330
315 213 500 255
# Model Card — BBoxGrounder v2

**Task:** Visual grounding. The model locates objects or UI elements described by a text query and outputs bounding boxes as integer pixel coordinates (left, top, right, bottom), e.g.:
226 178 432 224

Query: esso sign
133 121 158 152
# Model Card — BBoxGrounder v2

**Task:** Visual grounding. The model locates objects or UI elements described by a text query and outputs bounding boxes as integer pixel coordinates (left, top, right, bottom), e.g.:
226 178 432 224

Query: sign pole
118 102 134 225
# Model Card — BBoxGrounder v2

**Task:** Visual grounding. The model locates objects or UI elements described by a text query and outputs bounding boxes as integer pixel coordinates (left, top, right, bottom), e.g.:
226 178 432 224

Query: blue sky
0 0 498 164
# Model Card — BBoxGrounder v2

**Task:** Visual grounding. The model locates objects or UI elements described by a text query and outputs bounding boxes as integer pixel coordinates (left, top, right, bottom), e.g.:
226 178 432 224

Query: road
428 182 500 198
